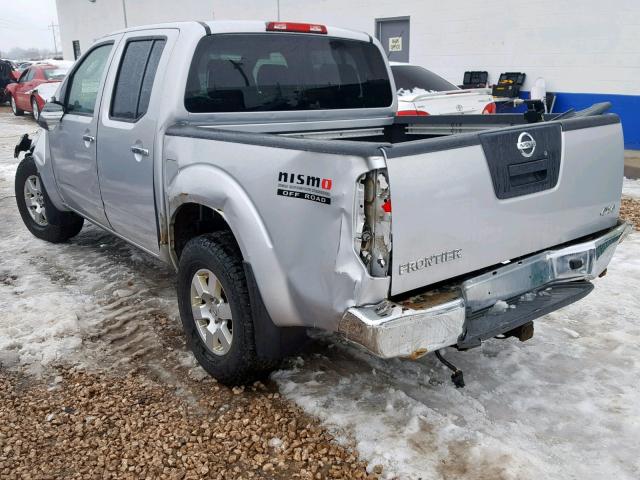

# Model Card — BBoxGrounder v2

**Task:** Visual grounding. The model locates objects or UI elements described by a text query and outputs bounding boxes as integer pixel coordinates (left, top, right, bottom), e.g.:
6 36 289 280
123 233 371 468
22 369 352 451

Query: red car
5 64 68 121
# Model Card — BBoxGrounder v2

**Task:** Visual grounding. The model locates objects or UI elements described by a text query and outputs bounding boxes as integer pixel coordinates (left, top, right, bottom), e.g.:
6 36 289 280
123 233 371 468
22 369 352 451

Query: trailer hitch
435 350 465 388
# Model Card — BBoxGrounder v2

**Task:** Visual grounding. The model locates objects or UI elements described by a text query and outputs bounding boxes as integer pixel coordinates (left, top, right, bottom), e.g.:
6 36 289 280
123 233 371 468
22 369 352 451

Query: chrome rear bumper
339 221 633 358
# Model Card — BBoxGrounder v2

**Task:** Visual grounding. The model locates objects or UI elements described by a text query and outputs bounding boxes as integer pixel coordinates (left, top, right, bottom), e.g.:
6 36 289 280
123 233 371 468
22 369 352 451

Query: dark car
0 60 16 104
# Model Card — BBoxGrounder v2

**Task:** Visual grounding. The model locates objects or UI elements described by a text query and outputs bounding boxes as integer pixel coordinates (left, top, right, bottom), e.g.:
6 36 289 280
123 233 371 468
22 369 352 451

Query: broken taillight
355 170 392 277
266 22 328 34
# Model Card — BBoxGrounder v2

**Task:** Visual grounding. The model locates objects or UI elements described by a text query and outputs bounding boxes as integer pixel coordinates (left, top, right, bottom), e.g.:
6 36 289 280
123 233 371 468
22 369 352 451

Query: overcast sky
0 0 58 53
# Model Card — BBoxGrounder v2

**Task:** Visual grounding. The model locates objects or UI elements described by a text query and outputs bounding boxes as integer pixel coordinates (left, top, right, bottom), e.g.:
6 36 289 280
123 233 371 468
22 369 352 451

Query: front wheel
15 155 84 243
10 95 24 116
177 232 275 385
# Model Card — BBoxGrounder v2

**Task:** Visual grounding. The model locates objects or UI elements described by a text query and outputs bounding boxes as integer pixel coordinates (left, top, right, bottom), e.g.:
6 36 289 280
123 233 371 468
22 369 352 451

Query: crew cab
392 62 496 116
16 20 630 386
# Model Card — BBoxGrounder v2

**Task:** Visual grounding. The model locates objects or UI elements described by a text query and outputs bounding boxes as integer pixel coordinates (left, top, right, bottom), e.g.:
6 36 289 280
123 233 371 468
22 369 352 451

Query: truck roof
102 20 371 44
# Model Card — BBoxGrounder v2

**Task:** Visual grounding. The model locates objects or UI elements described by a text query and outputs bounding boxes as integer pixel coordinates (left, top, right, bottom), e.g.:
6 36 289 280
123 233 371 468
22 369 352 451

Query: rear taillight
266 22 327 34
396 110 429 116
355 170 391 277
482 102 496 114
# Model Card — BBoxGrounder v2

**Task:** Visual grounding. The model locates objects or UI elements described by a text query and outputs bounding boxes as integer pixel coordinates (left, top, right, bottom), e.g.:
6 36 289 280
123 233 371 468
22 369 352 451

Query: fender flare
167 163 300 327
31 131 68 213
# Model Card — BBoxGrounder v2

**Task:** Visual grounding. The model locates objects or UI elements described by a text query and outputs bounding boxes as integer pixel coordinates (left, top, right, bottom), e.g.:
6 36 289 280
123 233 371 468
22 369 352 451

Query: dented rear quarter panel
164 133 390 329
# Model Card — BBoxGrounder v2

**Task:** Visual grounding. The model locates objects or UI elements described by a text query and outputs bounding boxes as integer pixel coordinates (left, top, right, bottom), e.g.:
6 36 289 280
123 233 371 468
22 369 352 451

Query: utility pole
277 0 280 20
49 22 58 55
121 0 128 28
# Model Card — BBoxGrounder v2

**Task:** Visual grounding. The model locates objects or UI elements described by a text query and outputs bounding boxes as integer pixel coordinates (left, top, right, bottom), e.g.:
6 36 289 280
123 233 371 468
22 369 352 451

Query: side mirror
38 101 64 131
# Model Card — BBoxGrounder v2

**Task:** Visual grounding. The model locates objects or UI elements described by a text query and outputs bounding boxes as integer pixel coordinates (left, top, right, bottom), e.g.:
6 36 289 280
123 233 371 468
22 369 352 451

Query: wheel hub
190 268 233 355
23 175 48 226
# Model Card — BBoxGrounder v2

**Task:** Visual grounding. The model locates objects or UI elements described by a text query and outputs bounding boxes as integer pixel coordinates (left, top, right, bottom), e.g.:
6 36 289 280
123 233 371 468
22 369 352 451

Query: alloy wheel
190 268 233 355
23 175 48 226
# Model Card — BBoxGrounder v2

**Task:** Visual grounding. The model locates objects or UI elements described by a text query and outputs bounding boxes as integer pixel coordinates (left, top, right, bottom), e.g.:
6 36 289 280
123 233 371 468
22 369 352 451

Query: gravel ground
0 368 375 480
620 196 640 230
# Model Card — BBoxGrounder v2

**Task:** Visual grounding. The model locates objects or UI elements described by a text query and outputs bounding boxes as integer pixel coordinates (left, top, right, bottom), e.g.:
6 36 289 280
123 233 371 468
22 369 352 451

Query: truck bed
166 109 623 300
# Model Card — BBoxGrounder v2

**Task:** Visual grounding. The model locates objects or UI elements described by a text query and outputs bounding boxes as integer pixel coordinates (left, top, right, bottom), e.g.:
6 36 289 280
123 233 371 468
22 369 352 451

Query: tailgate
385 116 624 295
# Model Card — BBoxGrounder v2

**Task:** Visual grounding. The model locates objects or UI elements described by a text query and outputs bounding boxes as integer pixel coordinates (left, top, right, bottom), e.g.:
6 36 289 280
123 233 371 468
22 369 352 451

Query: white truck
15 20 630 386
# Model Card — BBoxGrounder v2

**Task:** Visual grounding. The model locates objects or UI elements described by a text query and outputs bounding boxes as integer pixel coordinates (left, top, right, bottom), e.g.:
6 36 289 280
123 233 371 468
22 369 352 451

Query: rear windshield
185 33 393 113
391 65 458 93
43 68 68 80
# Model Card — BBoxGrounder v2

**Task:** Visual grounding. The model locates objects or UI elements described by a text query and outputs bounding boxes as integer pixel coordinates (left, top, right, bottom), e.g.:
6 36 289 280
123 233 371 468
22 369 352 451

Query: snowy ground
623 177 640 199
1 106 639 480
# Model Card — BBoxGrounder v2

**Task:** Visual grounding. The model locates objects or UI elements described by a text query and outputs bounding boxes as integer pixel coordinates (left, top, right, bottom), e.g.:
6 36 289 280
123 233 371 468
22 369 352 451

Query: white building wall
214 0 640 96
57 0 639 96
56 0 216 60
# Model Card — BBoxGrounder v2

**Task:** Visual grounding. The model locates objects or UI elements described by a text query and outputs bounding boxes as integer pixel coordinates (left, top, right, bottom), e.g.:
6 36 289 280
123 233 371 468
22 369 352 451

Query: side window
111 38 166 121
66 44 113 115
18 69 31 83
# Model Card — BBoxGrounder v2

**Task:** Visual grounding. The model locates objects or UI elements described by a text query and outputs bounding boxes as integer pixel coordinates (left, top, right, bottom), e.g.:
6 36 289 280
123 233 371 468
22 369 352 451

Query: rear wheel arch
171 202 236 260
172 204 309 372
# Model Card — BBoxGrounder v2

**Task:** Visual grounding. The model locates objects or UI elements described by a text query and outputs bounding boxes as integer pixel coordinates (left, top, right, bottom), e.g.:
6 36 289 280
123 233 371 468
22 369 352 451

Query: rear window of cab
185 33 393 113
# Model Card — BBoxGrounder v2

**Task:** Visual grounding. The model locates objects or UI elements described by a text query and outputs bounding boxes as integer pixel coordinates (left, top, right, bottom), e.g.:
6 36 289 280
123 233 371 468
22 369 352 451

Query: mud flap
243 262 309 361
458 281 594 349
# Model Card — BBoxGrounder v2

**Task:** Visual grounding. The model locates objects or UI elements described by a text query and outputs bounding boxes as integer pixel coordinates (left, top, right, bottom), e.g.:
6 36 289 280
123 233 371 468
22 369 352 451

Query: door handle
130 146 149 157
82 134 95 143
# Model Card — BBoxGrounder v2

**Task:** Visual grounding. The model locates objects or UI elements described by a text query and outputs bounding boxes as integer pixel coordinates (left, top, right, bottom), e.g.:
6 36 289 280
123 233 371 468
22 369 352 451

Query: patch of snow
34 82 61 103
489 299 509 314
113 288 134 298
396 87 437 98
562 327 581 339
268 437 283 449
274 233 640 480
623 177 640 199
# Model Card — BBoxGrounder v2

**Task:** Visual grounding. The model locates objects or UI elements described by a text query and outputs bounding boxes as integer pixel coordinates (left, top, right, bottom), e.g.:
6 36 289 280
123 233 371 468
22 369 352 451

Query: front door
49 41 118 226
376 17 410 63
96 30 175 254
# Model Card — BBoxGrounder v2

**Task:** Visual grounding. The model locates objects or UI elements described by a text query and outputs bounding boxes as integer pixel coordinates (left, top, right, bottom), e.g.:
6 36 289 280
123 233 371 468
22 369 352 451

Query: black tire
178 232 275 385
31 97 40 121
10 95 23 116
15 155 84 243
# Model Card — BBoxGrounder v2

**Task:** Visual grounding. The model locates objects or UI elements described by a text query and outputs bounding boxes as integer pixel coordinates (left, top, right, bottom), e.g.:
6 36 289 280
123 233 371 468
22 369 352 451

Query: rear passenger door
97 30 176 255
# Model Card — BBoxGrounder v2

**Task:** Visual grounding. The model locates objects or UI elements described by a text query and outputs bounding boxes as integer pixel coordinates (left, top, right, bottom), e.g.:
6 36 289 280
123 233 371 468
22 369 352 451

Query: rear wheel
31 97 40 121
177 232 275 385
10 95 24 116
15 155 84 243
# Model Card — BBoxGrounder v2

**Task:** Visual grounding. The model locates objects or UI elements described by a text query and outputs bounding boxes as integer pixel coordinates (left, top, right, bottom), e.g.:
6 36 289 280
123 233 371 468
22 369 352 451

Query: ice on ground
623 177 640 199
562 327 581 339
0 113 179 375
274 234 640 480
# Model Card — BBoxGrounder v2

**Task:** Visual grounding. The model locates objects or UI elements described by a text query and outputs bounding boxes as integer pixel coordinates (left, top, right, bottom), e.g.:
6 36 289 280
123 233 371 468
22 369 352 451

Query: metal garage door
375 17 410 63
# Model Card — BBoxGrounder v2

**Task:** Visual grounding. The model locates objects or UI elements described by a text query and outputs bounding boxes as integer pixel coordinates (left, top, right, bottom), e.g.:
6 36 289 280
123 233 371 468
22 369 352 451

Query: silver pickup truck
15 20 631 385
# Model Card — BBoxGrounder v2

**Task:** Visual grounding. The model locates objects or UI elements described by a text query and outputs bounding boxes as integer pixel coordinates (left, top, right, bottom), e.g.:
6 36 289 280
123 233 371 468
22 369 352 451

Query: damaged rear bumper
338 220 633 358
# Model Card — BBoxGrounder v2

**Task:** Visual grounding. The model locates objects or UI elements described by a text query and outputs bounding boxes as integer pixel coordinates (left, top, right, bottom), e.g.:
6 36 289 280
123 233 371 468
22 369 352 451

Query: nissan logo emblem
517 132 536 157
